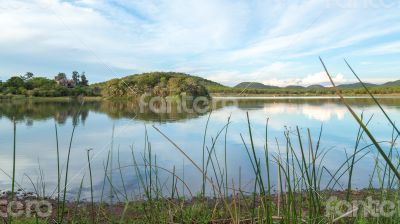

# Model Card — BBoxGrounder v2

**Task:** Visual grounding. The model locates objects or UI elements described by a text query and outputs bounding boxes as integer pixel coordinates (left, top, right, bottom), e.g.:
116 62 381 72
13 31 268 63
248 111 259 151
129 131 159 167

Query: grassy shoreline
4 188 397 223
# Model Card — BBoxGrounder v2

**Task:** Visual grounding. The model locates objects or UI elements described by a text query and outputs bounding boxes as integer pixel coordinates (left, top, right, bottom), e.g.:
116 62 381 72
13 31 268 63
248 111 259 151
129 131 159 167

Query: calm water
0 97 399 200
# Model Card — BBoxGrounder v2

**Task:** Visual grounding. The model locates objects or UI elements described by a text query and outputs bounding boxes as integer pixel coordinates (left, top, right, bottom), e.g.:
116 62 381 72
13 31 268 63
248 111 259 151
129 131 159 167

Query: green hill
286 85 305 89
336 83 378 89
233 80 400 91
93 72 220 97
234 82 280 89
382 80 400 87
307 84 325 89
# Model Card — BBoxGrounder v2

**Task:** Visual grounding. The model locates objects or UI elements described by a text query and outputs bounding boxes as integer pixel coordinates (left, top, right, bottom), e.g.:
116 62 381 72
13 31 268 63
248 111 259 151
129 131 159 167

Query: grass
2 60 400 223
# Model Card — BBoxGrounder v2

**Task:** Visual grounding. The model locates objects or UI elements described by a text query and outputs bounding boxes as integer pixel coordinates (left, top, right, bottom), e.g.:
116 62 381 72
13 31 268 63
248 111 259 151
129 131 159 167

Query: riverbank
210 92 400 97
0 95 103 102
3 188 399 223
2 92 400 101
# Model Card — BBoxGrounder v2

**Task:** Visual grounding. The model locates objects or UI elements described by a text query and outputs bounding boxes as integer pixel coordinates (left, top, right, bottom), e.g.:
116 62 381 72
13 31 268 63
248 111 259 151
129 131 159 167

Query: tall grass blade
9 118 17 224
55 123 61 223
60 122 77 223
320 57 400 180
87 149 95 224
344 59 400 135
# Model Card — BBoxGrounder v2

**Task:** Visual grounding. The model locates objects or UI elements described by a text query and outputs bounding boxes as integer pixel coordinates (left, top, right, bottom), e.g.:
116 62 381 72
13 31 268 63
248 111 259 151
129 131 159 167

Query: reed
55 123 61 223
86 149 94 224
9 118 16 224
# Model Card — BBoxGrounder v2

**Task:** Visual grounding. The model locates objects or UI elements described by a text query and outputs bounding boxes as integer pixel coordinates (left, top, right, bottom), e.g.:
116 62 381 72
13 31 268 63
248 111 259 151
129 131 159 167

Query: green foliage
25 77 56 90
1 72 97 97
21 72 34 81
72 71 79 82
5 76 25 88
98 72 211 97
80 73 89 86
55 72 67 81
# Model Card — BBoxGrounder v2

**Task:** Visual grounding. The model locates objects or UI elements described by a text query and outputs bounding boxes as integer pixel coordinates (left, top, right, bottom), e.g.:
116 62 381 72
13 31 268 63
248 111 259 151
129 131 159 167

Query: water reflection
1 97 399 125
0 97 399 200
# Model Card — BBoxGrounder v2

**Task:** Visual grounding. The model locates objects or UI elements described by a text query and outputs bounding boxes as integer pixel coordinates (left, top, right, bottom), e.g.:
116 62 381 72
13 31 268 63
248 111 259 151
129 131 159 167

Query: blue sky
0 0 399 86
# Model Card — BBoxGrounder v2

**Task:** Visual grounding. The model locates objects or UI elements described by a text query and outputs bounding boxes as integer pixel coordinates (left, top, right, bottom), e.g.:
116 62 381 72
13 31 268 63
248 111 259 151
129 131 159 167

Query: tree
5 76 25 88
55 73 67 81
21 72 34 81
72 71 80 85
26 77 56 90
80 73 88 86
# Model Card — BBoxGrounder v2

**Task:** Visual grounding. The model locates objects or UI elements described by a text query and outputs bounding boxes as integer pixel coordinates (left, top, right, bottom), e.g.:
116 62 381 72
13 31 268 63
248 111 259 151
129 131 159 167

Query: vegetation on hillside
94 72 218 97
0 72 99 97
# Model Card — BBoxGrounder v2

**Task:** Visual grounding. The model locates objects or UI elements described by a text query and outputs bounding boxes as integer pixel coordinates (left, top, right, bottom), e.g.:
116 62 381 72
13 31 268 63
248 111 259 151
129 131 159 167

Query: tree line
208 85 400 95
0 71 100 97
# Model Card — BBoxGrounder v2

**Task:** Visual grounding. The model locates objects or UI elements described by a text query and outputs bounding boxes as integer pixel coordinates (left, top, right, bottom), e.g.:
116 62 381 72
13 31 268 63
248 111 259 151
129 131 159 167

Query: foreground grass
4 108 399 223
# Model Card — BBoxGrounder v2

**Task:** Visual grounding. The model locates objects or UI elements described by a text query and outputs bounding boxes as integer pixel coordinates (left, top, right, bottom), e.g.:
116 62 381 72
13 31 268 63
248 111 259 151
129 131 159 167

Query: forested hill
92 72 224 97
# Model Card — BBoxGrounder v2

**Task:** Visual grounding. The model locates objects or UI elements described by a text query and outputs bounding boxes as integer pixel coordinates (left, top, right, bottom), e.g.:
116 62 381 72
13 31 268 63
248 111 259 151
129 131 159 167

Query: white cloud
355 41 400 56
0 0 399 83
263 103 347 122
206 62 299 86
206 61 345 87
262 72 347 87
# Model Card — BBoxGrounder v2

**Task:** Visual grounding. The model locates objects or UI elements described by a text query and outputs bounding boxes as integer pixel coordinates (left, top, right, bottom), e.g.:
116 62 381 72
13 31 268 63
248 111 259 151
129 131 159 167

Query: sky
0 0 399 87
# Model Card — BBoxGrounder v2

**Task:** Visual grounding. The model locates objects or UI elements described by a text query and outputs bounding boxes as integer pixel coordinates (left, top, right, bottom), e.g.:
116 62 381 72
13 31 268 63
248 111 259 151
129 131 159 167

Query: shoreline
211 95 400 100
210 92 400 97
1 93 400 101
1 188 397 222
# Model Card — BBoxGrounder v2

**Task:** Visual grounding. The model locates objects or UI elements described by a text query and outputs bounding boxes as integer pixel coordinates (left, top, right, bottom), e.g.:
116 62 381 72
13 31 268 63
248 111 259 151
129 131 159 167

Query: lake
0 97 399 201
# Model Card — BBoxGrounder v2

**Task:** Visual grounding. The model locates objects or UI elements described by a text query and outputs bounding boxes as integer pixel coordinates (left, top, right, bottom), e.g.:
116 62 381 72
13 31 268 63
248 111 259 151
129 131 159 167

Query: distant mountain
286 85 305 89
234 82 280 89
381 80 400 87
336 83 378 89
307 84 325 89
233 79 400 90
